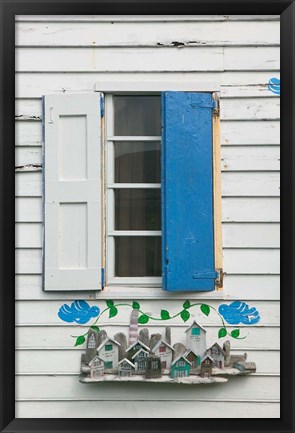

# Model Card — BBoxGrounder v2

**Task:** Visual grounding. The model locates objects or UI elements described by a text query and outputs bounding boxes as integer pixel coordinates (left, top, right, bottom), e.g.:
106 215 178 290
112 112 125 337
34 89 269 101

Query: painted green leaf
218 328 227 339
90 326 100 333
160 310 171 320
74 335 85 347
106 300 114 307
183 300 191 310
138 314 149 324
109 306 118 318
180 309 190 322
132 301 140 310
200 304 210 316
231 329 240 339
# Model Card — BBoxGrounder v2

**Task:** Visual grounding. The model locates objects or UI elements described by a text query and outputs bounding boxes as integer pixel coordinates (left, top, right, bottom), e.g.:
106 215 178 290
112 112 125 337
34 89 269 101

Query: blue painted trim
161 92 215 292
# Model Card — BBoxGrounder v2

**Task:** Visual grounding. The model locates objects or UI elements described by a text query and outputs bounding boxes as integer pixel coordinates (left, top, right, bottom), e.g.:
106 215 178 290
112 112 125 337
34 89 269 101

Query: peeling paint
15 163 42 172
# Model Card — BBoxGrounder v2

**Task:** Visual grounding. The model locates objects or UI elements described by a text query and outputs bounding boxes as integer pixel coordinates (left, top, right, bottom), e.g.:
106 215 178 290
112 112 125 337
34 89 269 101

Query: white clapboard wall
15 15 280 419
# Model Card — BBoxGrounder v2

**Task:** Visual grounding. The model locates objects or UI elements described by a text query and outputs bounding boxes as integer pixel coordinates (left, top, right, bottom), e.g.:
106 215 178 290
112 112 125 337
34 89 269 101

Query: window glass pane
114 96 161 136
115 237 161 277
115 141 161 183
115 189 161 230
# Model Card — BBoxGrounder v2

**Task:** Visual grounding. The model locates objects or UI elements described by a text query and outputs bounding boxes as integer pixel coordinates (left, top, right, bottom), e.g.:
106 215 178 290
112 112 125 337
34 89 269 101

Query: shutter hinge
215 268 223 288
212 92 220 117
100 94 105 118
101 268 105 289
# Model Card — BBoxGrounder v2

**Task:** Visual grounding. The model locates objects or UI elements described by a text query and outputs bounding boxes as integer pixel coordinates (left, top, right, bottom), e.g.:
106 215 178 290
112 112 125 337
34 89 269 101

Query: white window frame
95 81 221 292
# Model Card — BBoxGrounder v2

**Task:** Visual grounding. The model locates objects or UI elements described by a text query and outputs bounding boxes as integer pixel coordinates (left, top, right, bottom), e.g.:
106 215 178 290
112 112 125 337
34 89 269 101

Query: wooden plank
15 247 280 275
15 147 42 167
224 47 279 71
16 97 281 121
15 400 280 418
15 274 280 301
15 298 279 326
15 197 43 222
16 47 224 72
16 71 280 99
15 348 280 374
15 197 280 223
16 325 280 351
15 15 280 23
15 171 280 198
15 145 281 172
15 375 279 400
221 121 279 145
15 120 280 148
15 121 42 147
221 98 280 121
223 249 280 274
16 21 280 47
221 172 279 197
222 197 279 222
222 223 280 248
221 146 280 171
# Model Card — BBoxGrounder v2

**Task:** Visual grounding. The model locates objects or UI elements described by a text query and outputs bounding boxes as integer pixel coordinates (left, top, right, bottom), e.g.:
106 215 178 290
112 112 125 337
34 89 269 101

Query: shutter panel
43 94 102 291
161 92 217 291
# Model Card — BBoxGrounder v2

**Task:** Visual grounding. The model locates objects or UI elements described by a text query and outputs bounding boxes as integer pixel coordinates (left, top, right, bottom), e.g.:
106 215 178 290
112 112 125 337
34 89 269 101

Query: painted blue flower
58 300 100 324
218 301 260 325
268 77 280 95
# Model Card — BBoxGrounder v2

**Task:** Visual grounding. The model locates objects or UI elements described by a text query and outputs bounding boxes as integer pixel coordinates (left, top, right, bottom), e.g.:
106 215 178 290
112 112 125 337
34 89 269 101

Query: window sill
95 286 226 300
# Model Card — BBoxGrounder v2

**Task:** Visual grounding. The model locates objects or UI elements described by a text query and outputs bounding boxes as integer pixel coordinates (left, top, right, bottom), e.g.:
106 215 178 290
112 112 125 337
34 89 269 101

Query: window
105 95 162 286
105 344 113 351
159 345 166 353
104 361 113 369
191 328 201 336
43 86 222 293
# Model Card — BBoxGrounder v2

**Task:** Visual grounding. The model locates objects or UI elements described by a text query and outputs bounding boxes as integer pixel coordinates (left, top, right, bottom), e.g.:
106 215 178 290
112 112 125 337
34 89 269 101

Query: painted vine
60 300 258 347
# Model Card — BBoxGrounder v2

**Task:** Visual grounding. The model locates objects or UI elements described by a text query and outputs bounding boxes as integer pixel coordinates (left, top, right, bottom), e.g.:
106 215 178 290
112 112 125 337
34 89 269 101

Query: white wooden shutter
43 94 102 291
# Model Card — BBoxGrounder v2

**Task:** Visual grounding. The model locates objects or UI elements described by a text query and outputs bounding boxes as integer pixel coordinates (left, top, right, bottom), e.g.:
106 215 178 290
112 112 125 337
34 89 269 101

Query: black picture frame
0 1 293 432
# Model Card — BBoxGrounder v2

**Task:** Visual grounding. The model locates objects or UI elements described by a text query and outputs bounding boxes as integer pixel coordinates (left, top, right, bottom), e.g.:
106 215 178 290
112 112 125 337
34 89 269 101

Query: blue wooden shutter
161 92 217 291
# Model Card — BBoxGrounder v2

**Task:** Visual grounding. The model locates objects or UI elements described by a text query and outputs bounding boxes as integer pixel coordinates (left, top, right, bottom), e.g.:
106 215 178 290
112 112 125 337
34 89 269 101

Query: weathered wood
16 400 280 419
15 15 280 22
15 374 280 400
16 349 279 375
16 47 279 73
15 120 280 148
16 71 280 99
16 47 224 72
16 21 279 47
16 326 280 351
15 274 280 301
15 299 279 326
15 247 280 275
221 146 280 171
15 197 280 223
15 171 280 197
15 97 281 121
14 145 281 172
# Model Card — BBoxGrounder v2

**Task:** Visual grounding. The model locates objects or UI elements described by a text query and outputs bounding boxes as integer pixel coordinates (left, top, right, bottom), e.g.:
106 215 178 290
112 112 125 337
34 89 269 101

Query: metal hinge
101 268 105 289
215 268 224 288
100 94 105 118
212 92 220 117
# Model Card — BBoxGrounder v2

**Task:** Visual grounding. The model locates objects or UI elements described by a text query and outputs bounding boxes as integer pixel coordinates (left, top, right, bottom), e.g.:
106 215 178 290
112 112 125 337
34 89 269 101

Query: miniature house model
97 337 121 371
206 343 226 369
151 339 174 370
89 355 104 379
185 320 207 358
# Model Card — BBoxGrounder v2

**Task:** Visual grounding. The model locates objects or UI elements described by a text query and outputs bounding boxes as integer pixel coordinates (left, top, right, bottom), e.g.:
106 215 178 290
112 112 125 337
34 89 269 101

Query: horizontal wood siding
15 14 280 418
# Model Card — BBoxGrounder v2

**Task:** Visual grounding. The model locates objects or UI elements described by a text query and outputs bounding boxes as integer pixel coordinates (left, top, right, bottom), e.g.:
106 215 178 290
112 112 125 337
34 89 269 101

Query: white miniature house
89 355 104 379
151 339 174 370
96 337 121 370
185 321 207 358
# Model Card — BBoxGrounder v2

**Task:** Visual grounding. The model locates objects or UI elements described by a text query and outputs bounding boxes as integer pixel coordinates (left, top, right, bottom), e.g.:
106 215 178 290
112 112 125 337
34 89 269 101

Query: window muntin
105 95 162 286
